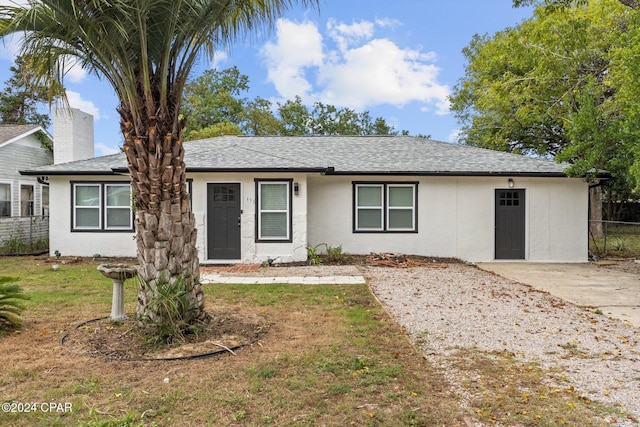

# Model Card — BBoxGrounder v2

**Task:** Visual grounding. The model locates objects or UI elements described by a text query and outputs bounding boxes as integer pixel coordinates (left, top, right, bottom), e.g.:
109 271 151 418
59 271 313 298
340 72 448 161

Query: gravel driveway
212 261 640 424
363 263 640 426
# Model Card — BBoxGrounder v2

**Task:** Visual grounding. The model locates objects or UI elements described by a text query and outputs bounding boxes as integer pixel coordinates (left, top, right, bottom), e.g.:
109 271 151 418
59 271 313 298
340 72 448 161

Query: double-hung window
72 182 133 231
354 182 417 232
0 183 10 217
256 180 292 242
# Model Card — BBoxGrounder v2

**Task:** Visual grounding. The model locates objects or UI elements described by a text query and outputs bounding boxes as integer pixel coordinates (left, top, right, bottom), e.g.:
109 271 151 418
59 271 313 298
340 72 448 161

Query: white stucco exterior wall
48 172 588 263
307 175 588 263
189 172 309 264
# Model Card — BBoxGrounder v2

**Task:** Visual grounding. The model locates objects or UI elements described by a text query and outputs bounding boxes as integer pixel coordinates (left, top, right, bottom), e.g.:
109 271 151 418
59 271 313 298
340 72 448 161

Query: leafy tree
183 67 407 137
182 66 249 138
0 0 318 323
514 0 639 9
0 55 53 128
276 95 401 136
242 97 282 135
187 120 243 140
450 0 634 196
277 96 312 135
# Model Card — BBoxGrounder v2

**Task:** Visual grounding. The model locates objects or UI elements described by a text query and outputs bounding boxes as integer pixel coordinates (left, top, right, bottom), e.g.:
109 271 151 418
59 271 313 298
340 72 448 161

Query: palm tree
0 0 317 322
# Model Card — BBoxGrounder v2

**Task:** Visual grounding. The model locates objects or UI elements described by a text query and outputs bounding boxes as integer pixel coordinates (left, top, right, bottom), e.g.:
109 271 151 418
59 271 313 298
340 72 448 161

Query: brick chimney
53 108 94 165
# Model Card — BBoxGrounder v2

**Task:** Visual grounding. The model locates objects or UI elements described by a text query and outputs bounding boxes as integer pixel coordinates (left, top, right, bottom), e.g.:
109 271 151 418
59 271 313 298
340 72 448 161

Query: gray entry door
495 189 525 260
207 183 241 260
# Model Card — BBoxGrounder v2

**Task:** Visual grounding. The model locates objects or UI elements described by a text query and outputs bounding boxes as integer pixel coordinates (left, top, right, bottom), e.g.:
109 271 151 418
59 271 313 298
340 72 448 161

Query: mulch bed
60 309 270 361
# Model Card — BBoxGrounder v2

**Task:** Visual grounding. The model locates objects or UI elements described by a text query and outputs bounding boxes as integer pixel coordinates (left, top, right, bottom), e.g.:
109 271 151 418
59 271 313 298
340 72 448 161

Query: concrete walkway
200 273 366 285
476 262 640 328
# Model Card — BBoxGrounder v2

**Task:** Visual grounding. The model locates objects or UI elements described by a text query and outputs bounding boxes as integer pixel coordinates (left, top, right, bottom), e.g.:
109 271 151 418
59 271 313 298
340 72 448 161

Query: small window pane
389 209 413 229
76 208 100 227
107 208 131 228
260 212 287 238
42 186 49 215
76 186 100 206
261 183 287 210
106 185 130 207
0 183 10 200
358 208 382 229
389 186 413 207
0 183 10 217
357 186 382 207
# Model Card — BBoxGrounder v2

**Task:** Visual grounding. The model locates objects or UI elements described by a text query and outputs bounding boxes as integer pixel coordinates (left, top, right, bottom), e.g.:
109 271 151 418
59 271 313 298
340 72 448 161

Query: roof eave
20 169 126 176
324 170 572 177
182 167 328 174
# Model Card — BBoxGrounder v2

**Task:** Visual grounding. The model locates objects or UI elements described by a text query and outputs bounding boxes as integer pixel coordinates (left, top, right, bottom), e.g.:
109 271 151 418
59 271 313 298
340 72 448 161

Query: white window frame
40 185 49 216
73 183 102 230
19 183 35 217
386 184 417 231
72 182 133 232
353 182 418 233
256 180 292 242
105 183 133 230
355 184 384 231
0 181 12 217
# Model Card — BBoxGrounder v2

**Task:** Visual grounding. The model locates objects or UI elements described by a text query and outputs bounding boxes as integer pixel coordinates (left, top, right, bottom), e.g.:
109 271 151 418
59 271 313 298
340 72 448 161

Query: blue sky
0 0 534 156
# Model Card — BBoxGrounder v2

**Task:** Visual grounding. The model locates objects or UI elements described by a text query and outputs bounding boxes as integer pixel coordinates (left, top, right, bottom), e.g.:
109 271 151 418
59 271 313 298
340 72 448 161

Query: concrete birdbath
97 264 138 321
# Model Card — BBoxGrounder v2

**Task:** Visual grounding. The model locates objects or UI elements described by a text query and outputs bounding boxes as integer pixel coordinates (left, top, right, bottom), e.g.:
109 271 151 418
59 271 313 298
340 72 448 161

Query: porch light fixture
508 178 514 188
294 182 299 195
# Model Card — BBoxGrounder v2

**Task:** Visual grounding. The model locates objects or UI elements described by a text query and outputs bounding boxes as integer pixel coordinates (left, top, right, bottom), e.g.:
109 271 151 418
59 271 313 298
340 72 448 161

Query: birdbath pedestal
97 264 138 321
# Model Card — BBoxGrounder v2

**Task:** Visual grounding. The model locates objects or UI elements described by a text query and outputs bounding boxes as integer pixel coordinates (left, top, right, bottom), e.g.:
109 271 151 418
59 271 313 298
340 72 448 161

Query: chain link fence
0 215 49 255
589 220 640 258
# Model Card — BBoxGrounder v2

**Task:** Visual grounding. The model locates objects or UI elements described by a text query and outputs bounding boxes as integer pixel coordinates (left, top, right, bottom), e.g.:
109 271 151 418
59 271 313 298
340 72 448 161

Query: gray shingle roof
21 135 571 176
0 124 41 145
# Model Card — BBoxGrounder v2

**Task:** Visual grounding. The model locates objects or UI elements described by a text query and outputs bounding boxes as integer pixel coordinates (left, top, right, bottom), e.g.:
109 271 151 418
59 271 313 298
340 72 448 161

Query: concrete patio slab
476 262 640 327
200 273 366 285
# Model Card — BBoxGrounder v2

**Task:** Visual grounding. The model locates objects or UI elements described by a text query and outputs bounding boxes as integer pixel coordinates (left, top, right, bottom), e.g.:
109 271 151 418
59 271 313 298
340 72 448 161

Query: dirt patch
61 309 269 361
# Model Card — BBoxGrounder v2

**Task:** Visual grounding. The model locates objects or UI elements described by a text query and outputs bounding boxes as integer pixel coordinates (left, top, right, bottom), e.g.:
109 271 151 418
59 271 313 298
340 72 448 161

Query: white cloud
210 49 229 69
0 34 22 62
61 56 87 83
327 18 374 52
448 128 462 143
260 18 450 114
95 142 119 156
66 90 101 120
260 19 323 100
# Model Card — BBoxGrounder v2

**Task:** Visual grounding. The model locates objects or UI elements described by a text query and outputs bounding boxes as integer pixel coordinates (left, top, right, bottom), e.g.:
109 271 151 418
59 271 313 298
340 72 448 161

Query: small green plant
140 275 205 346
307 243 347 265
609 237 627 252
0 276 30 328
307 243 325 265
325 244 346 264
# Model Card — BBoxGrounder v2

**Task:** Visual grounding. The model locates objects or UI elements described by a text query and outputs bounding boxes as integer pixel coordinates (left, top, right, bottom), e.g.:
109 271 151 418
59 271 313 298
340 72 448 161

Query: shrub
0 277 30 329
140 275 205 346
325 244 346 264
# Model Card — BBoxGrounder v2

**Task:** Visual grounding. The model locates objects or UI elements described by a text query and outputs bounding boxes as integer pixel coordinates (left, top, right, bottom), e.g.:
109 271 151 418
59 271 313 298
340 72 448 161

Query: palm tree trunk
120 107 205 322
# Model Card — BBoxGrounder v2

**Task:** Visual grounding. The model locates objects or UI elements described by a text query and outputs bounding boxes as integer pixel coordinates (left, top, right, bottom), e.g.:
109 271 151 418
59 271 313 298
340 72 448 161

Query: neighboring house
0 124 53 250
0 124 53 217
21 113 599 263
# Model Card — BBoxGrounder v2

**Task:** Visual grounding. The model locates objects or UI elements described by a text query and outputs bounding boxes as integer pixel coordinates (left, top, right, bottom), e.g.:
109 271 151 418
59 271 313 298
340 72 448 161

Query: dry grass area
0 256 468 426
0 256 623 426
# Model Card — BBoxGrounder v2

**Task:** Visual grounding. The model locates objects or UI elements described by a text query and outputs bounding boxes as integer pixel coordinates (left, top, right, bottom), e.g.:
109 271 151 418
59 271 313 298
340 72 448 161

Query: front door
495 189 525 260
207 183 241 260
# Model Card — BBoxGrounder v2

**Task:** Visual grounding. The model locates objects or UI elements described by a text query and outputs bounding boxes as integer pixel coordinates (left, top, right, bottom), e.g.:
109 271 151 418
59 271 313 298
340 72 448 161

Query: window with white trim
72 182 133 231
20 184 34 216
256 180 291 241
105 184 133 229
0 183 10 217
354 182 417 232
